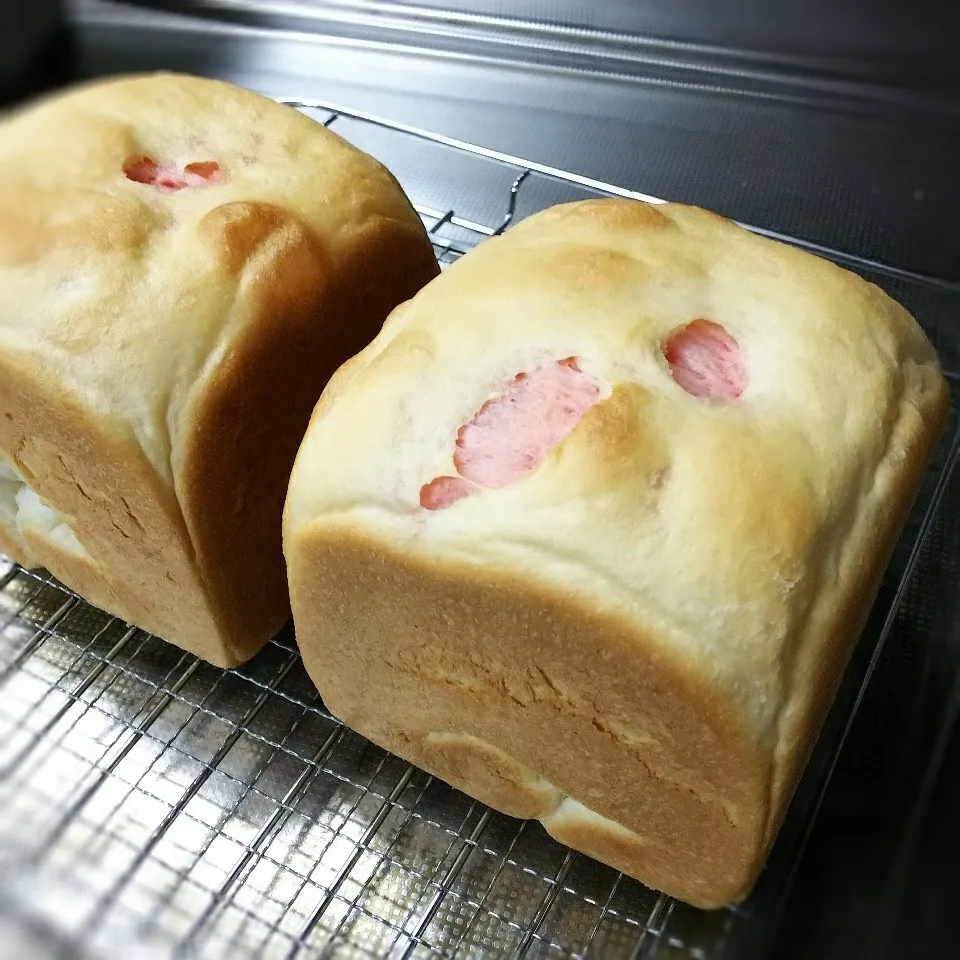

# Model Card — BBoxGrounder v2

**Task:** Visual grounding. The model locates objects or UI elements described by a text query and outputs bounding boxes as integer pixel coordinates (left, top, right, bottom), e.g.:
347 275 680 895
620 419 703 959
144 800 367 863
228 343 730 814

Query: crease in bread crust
391 650 742 827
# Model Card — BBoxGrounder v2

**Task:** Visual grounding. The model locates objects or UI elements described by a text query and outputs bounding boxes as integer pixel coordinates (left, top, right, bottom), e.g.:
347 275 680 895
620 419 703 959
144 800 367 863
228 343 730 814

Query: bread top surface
0 72 426 485
285 199 948 743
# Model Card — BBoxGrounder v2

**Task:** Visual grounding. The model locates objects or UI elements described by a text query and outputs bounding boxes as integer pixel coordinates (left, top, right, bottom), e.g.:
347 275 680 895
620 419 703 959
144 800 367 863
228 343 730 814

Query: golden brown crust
288 525 766 907
284 197 948 904
0 526 22 564
0 72 439 665
180 210 440 663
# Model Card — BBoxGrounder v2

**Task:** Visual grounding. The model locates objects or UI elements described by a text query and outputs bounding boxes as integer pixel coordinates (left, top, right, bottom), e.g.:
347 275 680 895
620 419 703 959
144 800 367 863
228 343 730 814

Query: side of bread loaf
0 73 439 665
284 199 947 906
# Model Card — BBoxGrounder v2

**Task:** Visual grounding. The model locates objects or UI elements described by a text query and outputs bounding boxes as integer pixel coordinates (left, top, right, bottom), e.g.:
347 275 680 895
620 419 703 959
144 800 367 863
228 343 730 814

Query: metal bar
427 209 456 234
320 772 438 951
6 644 431 832
646 894 673 938
280 98 667 203
0 565 20 592
174 722 349 949
863 499 960 959
425 817 528 958
578 872 624 959
0 578 59 661
711 907 739 960
492 170 531 236
0 596 78 688
243 739 411 952
414 202 498 238
765 422 960 934
31 656 202 858
623 894 669 960
510 850 574 958
430 241 460 262
221 662 331 720
236 793 488 958
283 98 960 293
223 796 555 960
10 679 484 913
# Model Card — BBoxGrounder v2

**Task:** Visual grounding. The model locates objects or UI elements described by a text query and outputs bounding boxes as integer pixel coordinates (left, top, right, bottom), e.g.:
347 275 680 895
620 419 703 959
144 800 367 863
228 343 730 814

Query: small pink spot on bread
420 475 474 510
663 319 746 400
123 156 222 192
422 357 605 510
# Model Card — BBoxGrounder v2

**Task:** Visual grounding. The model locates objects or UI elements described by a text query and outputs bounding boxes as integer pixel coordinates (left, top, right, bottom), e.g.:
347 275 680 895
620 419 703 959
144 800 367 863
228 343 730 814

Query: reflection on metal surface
71 2 960 289
0 100 958 960
0 564 687 959
81 1 960 99
283 98 960 294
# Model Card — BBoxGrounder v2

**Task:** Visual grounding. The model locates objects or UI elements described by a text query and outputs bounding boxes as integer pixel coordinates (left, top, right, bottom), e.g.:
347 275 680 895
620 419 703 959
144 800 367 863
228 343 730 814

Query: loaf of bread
0 72 439 666
284 199 948 906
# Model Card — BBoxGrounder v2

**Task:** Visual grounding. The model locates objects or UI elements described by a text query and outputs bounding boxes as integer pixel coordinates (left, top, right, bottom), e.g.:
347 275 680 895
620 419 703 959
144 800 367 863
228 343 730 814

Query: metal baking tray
0 98 958 960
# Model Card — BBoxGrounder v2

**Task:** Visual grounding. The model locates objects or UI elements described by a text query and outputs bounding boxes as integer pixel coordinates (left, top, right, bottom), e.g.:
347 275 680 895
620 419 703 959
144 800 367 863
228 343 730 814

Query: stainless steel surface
1 95 959 960
90 0 960 93
74 0 960 286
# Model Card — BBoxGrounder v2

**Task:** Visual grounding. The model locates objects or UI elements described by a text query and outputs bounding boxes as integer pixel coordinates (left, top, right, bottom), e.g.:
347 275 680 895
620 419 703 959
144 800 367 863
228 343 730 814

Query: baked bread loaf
0 72 439 666
284 199 948 907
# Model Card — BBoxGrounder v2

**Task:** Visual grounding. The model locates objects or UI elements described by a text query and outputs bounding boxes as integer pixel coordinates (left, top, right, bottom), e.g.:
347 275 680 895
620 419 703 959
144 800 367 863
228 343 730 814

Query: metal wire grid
0 559 726 960
0 98 958 960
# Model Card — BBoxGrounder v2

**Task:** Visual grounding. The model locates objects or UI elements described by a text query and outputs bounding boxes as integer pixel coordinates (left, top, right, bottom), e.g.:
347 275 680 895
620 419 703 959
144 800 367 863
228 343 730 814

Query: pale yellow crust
284 198 948 905
0 73 440 665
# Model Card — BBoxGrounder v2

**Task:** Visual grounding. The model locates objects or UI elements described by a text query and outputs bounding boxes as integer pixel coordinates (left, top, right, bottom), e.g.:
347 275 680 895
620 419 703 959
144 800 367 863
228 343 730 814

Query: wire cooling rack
0 98 959 960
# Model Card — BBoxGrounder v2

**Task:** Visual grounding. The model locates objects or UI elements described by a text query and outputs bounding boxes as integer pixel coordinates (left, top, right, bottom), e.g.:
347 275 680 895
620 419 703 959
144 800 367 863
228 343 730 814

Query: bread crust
289 526 768 906
0 72 440 665
284 198 948 905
